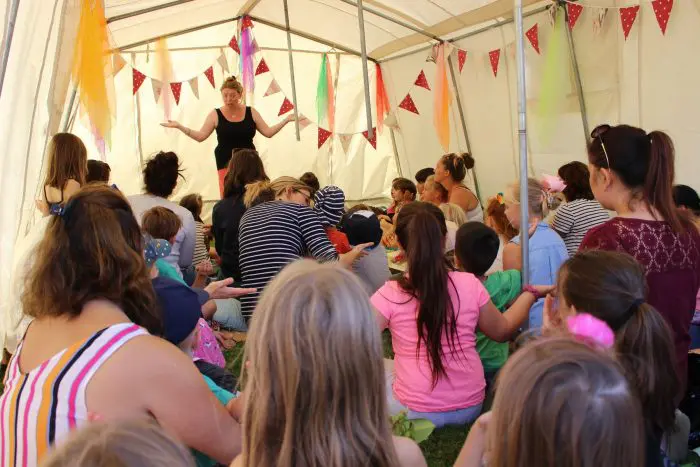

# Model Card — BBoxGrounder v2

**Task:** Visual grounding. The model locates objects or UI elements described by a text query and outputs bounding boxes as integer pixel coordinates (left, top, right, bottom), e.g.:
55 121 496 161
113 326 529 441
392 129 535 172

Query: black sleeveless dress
214 107 256 170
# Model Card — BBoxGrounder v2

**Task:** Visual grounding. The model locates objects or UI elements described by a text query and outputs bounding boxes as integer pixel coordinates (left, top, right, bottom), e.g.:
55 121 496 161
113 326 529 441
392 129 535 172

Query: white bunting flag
188 77 199 99
264 79 281 96
112 54 127 76
339 134 354 154
152 79 163 102
217 52 229 73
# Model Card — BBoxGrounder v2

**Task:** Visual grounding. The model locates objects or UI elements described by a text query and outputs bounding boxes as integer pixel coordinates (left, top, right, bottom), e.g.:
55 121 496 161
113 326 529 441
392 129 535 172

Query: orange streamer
433 44 450 151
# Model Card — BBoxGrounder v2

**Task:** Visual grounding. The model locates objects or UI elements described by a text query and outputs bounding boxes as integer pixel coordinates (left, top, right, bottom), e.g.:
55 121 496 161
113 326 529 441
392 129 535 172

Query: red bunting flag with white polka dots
170 82 182 105
318 127 332 149
133 69 146 94
204 67 215 88
414 70 430 90
398 94 419 115
255 59 269 76
229 35 240 54
489 49 501 77
619 6 640 40
241 16 254 30
651 0 673 35
363 128 377 149
278 98 294 116
457 50 467 72
526 24 540 54
567 3 583 30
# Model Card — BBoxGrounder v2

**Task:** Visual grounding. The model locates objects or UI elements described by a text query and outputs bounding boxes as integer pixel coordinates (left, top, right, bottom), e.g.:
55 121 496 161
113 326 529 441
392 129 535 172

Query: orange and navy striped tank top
0 323 147 466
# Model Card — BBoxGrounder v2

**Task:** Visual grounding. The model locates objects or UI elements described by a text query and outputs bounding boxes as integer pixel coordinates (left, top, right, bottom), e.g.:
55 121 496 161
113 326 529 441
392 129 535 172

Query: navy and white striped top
238 200 338 316
551 199 610 255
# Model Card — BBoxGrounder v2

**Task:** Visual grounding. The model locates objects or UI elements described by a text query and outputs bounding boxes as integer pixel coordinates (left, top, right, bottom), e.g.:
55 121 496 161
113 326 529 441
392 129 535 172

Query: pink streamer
239 26 255 94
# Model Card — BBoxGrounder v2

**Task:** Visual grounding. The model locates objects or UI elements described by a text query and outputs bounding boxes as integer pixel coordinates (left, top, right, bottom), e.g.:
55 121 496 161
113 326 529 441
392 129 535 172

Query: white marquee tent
2 0 700 348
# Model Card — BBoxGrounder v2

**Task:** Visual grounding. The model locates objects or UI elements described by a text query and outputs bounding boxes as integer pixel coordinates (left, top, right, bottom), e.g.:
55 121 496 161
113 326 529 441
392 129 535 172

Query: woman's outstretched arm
161 110 217 142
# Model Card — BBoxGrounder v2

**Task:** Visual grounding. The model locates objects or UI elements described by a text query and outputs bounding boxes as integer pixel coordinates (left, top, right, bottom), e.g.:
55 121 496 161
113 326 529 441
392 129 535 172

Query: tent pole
107 0 195 23
356 0 374 140
282 0 300 141
514 0 530 290
388 127 403 177
562 2 590 144
61 85 78 131
447 54 481 201
0 0 20 99
338 0 441 42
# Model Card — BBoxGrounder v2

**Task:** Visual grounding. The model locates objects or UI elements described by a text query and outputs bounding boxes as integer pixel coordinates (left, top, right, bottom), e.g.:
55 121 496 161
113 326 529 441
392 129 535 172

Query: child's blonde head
240 260 400 467
488 336 644 467
41 418 195 467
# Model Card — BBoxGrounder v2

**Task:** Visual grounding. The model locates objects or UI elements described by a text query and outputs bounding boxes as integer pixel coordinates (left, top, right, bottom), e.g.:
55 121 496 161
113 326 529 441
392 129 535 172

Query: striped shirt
238 201 338 317
193 221 210 267
0 323 147 466
551 199 610 255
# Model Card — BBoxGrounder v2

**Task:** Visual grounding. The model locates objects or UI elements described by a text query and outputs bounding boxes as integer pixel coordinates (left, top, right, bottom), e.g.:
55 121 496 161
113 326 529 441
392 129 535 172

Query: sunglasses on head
590 124 612 169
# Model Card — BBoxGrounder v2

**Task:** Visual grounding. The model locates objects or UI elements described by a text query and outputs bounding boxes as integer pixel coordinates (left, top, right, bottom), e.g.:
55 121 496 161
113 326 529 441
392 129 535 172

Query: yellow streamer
155 38 174 121
433 44 450 151
537 9 568 144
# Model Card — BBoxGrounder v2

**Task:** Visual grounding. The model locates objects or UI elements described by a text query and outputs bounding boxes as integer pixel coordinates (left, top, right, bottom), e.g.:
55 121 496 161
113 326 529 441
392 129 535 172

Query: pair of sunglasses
590 124 612 168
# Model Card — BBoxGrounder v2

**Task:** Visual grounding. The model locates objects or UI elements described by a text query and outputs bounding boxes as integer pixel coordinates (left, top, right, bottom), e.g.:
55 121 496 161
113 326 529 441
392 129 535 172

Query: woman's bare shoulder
393 436 427 467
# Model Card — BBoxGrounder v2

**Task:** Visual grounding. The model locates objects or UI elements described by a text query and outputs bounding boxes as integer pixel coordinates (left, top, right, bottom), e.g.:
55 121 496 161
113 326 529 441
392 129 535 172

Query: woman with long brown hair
37 133 88 216
580 124 700 387
231 260 426 467
0 185 242 465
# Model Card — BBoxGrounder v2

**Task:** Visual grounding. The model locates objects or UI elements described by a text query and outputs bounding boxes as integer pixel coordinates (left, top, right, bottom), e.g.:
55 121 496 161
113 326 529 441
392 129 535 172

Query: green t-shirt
193 375 236 467
156 259 186 284
476 270 522 371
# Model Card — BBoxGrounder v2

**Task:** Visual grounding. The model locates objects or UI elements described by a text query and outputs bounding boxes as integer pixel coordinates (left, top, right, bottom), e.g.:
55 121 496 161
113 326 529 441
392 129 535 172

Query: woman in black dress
161 76 299 196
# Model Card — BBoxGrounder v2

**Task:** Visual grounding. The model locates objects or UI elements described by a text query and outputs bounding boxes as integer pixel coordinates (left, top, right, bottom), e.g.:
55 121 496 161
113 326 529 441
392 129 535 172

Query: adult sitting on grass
0 184 241 465
229 260 427 467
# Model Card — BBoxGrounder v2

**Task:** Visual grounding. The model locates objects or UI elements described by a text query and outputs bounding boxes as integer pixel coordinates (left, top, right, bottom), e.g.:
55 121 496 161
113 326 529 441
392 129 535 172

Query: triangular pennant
251 39 260 54
204 67 215 88
297 114 311 131
414 70 430 90
152 79 163 102
255 58 269 76
170 82 182 105
188 77 199 99
398 93 419 115
264 79 281 96
112 54 127 76
217 53 229 73
526 24 540 54
651 0 673 35
132 69 146 94
339 134 354 154
229 35 240 54
362 128 377 150
278 97 294 116
567 3 583 30
241 16 254 30
318 127 332 149
489 49 501 77
619 6 640 40
458 49 467 72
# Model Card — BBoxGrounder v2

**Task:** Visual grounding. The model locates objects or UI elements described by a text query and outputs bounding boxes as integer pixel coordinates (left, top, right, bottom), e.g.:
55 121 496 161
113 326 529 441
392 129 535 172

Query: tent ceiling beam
116 16 241 51
248 15 379 63
337 0 443 42
237 0 265 16
122 45 356 55
106 0 195 24
378 3 550 63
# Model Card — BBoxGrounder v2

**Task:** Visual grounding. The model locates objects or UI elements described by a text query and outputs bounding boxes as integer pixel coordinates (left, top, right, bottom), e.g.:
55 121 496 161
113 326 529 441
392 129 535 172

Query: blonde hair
221 76 243 93
488 337 644 467
506 177 548 219
239 260 401 467
243 176 310 208
440 202 468 226
41 418 195 467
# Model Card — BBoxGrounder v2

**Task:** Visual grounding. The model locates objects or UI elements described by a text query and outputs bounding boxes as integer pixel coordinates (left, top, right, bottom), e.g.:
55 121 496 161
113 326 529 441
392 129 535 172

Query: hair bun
460 153 475 170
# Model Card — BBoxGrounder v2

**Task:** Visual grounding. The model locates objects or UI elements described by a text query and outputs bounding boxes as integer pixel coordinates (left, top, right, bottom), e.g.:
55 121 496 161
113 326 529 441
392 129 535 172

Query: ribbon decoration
375 63 390 133
316 54 335 133
239 16 255 94
155 37 174 119
433 43 450 151
537 9 568 143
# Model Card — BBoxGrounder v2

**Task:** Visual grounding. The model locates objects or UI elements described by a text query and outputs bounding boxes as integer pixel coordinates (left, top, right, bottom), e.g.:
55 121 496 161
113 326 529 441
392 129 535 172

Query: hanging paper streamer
71 0 114 148
90 122 106 160
155 37 174 120
537 10 568 143
457 49 467 72
399 94 419 115
526 24 540 54
363 128 377 149
375 63 390 133
325 55 335 132
433 43 450 151
619 6 640 40
318 127 332 149
315 54 335 132
239 17 255 94
651 0 673 35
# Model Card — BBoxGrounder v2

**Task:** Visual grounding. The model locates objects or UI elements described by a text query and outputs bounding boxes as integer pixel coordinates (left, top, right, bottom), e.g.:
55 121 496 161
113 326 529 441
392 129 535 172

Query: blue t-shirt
192 375 236 467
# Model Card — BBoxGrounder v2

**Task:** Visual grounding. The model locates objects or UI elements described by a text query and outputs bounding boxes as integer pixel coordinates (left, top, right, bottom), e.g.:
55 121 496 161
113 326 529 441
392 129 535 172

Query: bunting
229 35 240 54
152 79 163 102
567 3 584 30
489 50 501 77
255 58 270 76
113 54 127 76
204 67 215 88
133 69 146 94
241 15 254 30
188 77 199 99
297 114 311 131
652 0 673 34
264 79 281 96
278 97 294 116
414 70 431 90
592 8 608 35
217 53 229 73
619 6 640 40
318 127 332 149
363 128 377 149
170 82 182 105
339 134 354 154
398 94 419 115
457 49 467 72
526 24 540 54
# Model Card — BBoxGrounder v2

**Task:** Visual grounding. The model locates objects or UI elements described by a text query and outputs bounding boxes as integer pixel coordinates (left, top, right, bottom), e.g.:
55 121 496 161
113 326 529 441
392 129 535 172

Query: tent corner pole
61 85 79 131
514 0 530 291
561 1 590 145
356 0 374 140
282 0 300 141
447 54 482 201
0 0 21 99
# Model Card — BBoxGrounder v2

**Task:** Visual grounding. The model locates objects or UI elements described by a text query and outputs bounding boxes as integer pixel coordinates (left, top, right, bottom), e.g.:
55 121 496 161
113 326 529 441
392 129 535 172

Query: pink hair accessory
566 313 615 349
541 174 567 193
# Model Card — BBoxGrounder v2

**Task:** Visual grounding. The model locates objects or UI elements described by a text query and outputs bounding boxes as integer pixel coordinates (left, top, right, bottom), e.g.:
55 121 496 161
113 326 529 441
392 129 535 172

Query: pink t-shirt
371 271 490 413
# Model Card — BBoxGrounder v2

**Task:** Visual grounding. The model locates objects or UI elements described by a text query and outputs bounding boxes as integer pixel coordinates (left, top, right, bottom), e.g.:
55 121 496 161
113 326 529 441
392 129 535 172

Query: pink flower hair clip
566 313 615 349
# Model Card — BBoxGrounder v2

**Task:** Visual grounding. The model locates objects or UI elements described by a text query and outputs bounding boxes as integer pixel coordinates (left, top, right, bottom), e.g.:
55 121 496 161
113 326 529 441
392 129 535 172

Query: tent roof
107 0 542 60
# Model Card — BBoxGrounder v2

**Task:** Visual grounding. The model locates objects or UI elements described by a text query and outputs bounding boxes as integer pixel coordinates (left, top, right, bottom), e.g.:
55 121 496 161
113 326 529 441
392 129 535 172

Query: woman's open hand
160 120 180 129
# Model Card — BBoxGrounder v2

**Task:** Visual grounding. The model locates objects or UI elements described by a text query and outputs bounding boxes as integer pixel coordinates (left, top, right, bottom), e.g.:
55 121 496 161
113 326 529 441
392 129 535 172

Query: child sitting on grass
313 185 352 254
341 206 390 294
387 178 417 216
454 222 522 392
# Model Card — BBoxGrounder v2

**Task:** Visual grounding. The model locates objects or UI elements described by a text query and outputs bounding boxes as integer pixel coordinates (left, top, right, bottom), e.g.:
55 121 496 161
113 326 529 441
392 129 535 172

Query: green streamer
316 54 329 126
537 9 568 143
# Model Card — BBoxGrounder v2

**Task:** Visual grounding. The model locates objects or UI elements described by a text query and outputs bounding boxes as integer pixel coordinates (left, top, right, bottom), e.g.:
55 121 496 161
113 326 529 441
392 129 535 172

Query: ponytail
647 131 687 232
243 180 273 208
439 153 475 183
394 202 459 387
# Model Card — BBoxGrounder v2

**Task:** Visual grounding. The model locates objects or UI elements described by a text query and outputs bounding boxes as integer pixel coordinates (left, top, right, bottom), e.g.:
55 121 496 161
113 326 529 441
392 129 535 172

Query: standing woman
161 76 296 196
551 161 609 255
580 124 700 386
433 153 483 222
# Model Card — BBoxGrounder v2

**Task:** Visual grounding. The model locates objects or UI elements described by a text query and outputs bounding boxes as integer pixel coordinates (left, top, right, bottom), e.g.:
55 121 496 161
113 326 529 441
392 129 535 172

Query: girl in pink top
371 203 550 427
